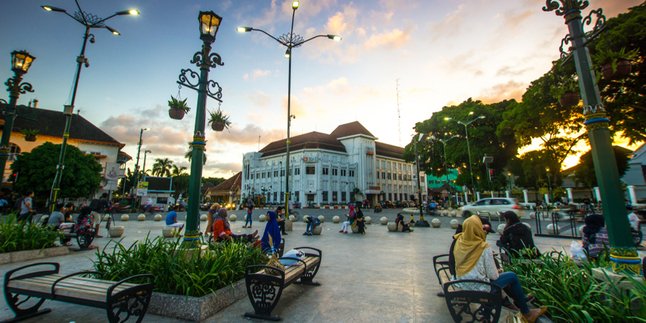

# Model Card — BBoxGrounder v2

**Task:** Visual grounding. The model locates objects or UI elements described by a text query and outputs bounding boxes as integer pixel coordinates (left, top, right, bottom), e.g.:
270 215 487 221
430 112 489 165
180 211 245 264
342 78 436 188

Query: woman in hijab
261 210 282 254
453 215 546 322
339 204 356 234
497 211 539 258
212 208 260 247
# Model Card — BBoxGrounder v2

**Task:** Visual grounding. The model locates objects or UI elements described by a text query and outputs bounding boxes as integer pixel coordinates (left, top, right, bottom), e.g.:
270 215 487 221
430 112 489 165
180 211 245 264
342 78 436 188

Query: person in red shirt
212 208 260 246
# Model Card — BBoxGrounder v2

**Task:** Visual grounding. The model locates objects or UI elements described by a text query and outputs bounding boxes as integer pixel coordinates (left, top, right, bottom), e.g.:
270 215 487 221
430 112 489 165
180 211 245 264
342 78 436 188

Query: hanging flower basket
21 129 39 142
168 108 186 120
601 60 632 80
211 121 226 131
559 92 579 108
168 96 190 120
208 108 231 132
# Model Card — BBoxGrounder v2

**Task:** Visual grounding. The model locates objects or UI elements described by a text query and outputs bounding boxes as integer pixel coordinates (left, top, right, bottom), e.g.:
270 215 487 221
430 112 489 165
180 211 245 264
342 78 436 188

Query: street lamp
132 128 148 197
430 134 458 206
238 2 341 220
545 167 552 203
543 0 636 273
445 113 485 201
177 11 224 247
0 50 35 182
413 133 429 227
279 161 283 202
43 2 139 210
142 149 152 176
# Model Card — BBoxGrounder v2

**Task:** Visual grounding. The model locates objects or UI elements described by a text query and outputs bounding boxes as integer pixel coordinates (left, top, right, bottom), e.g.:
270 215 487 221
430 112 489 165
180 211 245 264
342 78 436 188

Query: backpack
13 198 24 212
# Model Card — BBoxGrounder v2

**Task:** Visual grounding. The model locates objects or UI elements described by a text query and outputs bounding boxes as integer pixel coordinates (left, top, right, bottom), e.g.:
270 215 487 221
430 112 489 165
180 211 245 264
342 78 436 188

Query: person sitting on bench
261 210 281 254
497 211 539 258
453 215 547 323
213 208 260 246
165 205 185 235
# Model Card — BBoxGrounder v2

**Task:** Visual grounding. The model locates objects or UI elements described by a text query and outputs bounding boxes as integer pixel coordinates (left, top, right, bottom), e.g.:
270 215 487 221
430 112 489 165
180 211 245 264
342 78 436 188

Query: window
398 174 403 181
323 167 329 175
332 191 338 202
341 192 347 202
294 168 300 175
280 169 285 176
306 166 315 175
267 171 272 178
349 170 354 177
382 172 386 179
387 173 392 180
376 171 380 179
273 192 277 201
332 168 338 176
322 191 328 202
261 172 265 178
341 169 346 176
274 170 278 177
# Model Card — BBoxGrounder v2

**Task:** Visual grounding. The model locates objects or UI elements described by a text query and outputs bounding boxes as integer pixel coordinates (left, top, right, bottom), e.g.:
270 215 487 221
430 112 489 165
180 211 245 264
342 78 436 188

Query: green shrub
0 214 61 253
93 235 267 297
506 251 646 322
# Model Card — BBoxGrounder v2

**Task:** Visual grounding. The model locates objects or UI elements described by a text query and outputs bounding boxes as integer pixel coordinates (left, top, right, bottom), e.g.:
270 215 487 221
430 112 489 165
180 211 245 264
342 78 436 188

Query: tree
152 158 173 177
11 142 103 200
185 145 207 165
410 98 518 192
574 146 631 188
171 165 188 176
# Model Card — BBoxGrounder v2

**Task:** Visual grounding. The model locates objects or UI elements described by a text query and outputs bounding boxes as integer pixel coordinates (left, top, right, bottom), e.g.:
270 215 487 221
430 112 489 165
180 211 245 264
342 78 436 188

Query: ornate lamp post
177 11 224 247
142 149 152 176
42 3 139 210
413 133 429 227
0 50 35 182
543 0 637 273
238 1 341 219
132 128 148 197
431 134 459 205
445 113 485 201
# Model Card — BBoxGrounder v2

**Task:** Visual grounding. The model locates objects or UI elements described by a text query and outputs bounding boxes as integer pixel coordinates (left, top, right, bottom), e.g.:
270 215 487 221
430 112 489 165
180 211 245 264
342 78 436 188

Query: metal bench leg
295 260 321 286
244 273 285 321
106 285 153 323
3 291 50 323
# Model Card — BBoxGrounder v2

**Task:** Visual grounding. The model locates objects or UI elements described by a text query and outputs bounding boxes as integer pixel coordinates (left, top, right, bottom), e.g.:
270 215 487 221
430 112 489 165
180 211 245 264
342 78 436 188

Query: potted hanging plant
595 47 638 80
552 77 580 108
168 96 190 120
208 108 231 131
21 129 39 142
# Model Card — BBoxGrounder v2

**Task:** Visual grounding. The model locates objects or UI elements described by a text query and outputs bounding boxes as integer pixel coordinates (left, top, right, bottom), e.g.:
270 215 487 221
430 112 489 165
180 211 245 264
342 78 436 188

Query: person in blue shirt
165 205 184 234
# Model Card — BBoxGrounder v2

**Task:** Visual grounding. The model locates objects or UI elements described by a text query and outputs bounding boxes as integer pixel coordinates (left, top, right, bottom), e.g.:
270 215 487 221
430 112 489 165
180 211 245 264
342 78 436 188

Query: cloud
476 80 527 103
212 124 284 146
248 91 272 108
243 69 271 81
496 65 531 77
363 28 410 49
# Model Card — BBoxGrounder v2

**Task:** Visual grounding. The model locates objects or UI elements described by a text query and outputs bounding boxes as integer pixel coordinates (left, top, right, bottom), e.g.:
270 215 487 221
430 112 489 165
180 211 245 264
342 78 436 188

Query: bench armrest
107 274 154 297
293 246 322 259
246 264 285 281
51 271 101 296
4 262 60 283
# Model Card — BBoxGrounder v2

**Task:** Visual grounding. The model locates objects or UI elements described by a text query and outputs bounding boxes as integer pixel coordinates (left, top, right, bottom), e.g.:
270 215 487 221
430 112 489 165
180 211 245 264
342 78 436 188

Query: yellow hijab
453 215 489 277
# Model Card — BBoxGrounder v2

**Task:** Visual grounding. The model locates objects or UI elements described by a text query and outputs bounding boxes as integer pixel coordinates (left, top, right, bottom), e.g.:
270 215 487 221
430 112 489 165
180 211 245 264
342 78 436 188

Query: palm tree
185 145 207 165
171 164 188 176
152 158 173 177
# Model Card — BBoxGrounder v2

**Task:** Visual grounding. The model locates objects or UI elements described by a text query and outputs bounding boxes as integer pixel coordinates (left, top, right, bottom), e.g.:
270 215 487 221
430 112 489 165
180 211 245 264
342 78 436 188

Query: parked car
459 198 525 218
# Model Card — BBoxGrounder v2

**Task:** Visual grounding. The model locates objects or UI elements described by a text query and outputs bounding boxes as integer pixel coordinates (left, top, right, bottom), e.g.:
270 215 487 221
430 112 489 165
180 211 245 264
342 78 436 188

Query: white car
459 198 525 218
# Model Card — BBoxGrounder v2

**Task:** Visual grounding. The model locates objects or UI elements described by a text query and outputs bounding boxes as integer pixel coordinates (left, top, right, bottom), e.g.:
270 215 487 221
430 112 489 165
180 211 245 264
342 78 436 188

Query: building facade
241 121 425 207
0 102 129 196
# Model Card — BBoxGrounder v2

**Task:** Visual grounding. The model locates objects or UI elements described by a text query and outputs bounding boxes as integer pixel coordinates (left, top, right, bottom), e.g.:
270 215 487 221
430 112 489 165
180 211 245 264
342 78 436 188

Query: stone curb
0 246 70 265
148 278 246 321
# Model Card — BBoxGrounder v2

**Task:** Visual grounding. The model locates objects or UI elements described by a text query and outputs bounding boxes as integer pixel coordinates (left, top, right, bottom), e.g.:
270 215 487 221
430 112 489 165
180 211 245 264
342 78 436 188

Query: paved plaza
1 208 641 322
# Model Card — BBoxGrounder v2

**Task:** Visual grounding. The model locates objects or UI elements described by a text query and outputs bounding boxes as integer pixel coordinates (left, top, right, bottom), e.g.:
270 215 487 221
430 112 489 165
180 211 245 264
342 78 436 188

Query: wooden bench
3 262 154 323
244 246 322 321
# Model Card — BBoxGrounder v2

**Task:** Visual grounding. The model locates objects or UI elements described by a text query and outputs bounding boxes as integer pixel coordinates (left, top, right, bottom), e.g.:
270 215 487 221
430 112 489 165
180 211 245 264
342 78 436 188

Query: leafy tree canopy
11 142 102 199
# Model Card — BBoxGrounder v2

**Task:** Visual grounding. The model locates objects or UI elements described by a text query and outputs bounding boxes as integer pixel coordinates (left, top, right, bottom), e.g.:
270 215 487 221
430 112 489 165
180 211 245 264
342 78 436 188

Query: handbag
265 253 285 275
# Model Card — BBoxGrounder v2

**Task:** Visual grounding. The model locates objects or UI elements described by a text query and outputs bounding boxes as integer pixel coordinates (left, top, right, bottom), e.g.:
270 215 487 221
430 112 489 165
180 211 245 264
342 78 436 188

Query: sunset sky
1 0 641 178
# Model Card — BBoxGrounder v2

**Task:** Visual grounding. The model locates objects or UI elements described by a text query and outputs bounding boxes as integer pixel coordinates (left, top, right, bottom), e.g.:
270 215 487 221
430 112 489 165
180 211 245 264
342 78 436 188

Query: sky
0 0 642 178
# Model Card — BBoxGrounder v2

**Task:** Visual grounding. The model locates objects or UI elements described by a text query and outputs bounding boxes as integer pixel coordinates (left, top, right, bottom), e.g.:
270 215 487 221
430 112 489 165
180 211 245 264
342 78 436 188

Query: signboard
136 181 149 197
104 162 124 180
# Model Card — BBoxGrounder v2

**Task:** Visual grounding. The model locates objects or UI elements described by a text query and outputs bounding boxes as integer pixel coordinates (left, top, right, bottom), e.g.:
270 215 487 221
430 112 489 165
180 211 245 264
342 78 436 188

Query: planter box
0 246 70 265
148 278 246 321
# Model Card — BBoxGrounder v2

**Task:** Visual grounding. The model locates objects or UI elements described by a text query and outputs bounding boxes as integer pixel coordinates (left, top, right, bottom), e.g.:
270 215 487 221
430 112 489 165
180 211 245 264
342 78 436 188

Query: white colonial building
241 121 426 207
